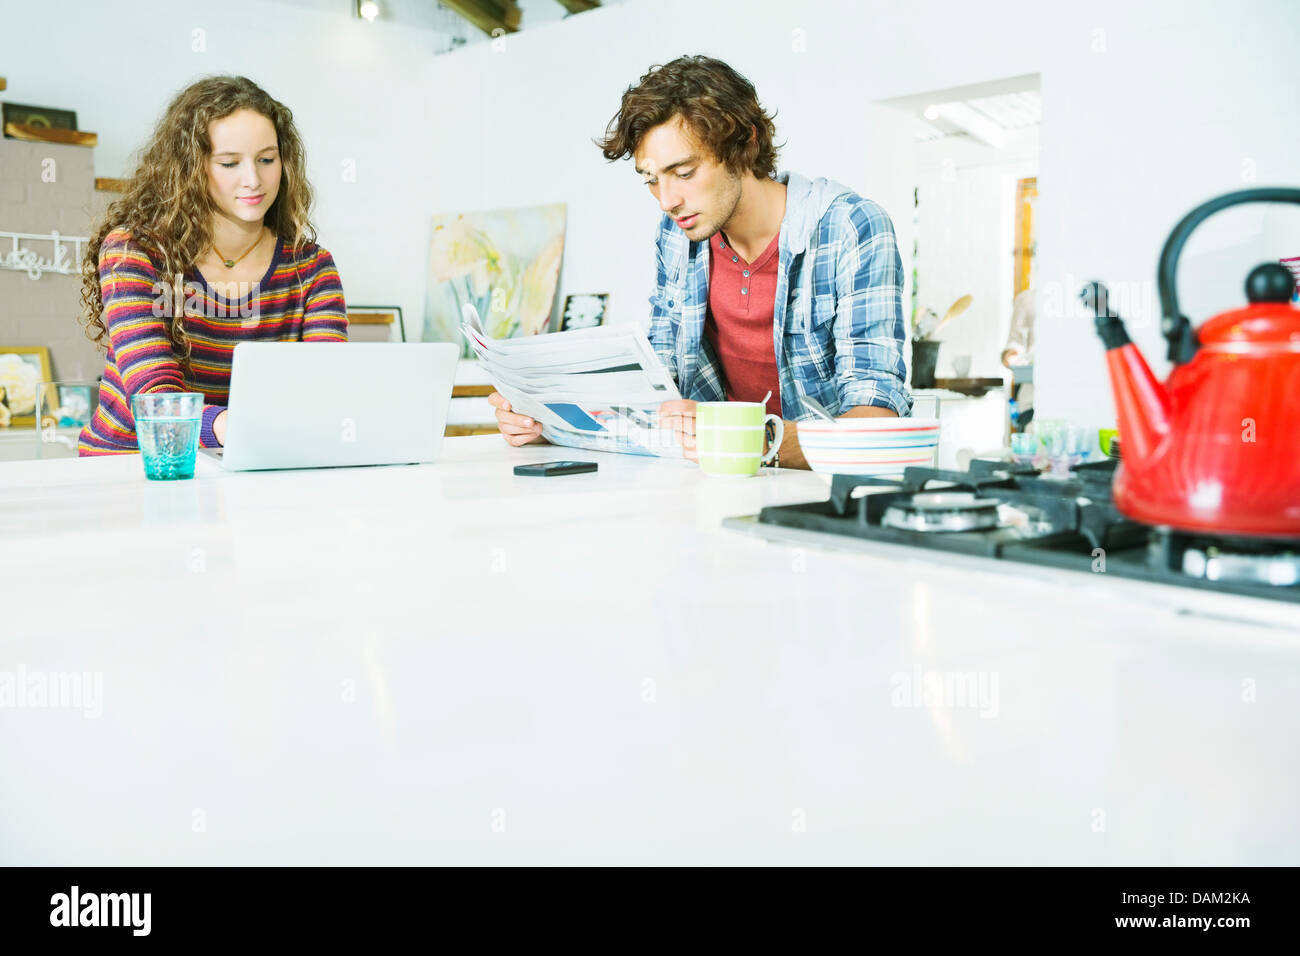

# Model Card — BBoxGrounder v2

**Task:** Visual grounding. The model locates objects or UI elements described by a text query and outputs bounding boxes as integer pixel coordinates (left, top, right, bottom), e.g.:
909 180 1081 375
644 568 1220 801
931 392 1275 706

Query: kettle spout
1080 282 1170 463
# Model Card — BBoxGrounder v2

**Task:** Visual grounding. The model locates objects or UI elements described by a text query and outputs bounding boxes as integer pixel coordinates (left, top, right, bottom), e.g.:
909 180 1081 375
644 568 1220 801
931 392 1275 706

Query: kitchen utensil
912 306 941 339
1082 187 1300 537
951 354 972 378
800 394 837 422
931 294 973 337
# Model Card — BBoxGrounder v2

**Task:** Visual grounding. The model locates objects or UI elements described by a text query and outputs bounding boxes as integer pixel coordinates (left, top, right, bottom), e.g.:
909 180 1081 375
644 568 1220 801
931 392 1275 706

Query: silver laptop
201 341 460 471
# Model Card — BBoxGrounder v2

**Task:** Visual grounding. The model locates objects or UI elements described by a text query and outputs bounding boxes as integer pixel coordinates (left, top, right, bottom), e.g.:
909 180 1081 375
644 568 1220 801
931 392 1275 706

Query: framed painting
347 305 406 342
37 382 96 429
0 346 53 428
422 203 566 357
560 293 610 331
2 102 78 132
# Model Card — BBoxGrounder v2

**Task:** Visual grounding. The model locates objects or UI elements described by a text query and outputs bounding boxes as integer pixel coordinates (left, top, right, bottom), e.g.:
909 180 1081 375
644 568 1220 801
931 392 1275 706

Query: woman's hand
489 392 546 447
213 409 228 446
658 399 698 462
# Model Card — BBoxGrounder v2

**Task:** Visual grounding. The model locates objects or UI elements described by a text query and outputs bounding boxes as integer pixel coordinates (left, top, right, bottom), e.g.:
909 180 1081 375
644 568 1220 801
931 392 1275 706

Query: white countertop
2 436 1298 865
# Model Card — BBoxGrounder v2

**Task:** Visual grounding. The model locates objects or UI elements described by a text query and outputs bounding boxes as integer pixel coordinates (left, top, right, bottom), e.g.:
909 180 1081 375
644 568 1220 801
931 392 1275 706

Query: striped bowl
797 417 941 477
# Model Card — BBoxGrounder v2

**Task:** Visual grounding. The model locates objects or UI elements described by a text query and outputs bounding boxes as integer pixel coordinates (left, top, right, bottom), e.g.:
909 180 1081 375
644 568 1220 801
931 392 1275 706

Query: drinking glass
131 392 203 480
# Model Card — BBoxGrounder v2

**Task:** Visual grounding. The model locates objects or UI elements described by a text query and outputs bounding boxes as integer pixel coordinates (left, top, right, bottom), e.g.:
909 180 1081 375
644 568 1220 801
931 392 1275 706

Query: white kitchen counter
1 436 1297 865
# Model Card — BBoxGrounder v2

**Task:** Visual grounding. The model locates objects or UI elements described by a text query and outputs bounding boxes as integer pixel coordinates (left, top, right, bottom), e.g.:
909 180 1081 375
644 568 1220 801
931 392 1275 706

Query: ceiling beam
555 0 601 12
877 74 1039 114
439 0 522 35
930 102 1007 149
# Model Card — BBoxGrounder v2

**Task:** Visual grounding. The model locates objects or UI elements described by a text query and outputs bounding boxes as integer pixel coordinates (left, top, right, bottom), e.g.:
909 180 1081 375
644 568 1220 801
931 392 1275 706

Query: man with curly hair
491 55 911 468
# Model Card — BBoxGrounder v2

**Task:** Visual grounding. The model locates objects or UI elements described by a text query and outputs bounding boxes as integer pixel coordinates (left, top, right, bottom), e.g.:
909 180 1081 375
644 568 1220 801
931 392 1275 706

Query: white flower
0 354 39 416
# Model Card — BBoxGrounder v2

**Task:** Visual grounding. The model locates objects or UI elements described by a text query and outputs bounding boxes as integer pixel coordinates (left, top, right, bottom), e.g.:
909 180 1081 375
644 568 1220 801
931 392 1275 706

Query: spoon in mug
801 395 837 422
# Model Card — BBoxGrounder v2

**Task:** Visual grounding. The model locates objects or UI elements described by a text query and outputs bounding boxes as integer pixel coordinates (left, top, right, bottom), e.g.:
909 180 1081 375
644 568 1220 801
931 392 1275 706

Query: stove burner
911 492 997 511
1181 542 1300 587
882 491 1003 533
745 458 1300 604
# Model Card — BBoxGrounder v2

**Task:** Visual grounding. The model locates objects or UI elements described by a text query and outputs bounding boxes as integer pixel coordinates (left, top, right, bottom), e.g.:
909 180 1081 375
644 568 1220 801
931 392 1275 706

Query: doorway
878 74 1041 384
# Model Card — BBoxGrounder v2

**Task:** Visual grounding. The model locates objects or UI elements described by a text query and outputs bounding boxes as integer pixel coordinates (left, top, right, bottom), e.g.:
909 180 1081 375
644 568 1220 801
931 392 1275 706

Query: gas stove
725 458 1300 605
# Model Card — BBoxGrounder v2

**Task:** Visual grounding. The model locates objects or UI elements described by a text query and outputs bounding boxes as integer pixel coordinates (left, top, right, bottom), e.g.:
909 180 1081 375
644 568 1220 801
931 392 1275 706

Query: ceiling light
358 0 379 22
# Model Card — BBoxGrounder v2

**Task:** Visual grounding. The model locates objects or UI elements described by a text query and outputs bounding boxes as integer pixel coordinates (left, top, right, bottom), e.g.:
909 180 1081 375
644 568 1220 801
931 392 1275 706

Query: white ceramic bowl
797 417 941 476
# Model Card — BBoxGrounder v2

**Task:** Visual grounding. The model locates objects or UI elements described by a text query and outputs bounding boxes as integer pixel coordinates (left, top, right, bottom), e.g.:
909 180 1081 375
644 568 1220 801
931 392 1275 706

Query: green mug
695 401 784 477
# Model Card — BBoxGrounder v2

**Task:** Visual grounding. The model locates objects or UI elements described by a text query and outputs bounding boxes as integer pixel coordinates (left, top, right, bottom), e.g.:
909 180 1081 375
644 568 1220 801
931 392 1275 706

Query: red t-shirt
704 231 782 417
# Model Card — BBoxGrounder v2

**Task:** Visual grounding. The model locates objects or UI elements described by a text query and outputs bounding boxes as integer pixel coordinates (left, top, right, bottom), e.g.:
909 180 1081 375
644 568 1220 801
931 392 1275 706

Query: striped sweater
78 229 348 455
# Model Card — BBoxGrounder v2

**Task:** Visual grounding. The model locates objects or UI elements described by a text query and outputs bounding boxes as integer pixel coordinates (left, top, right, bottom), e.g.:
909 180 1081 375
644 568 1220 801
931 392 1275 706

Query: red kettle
1083 187 1300 539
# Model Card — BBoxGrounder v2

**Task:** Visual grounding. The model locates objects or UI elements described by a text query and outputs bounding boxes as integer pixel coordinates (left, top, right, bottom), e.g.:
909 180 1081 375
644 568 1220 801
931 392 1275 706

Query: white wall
1 0 453 338
1030 2 1300 428
4 0 1298 431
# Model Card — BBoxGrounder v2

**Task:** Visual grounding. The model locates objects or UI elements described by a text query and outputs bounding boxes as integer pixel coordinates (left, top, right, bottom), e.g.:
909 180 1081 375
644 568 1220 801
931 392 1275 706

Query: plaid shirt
647 170 912 420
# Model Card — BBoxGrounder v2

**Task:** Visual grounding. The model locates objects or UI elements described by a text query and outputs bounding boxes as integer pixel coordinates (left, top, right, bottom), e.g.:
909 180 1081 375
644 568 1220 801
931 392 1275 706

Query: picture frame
560 293 610 332
2 102 78 132
37 382 96 429
346 305 406 342
0 346 54 428
423 204 566 356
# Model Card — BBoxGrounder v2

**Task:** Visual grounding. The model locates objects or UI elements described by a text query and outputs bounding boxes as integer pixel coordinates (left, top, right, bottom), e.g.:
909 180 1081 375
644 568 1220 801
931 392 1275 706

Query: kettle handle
1158 187 1300 364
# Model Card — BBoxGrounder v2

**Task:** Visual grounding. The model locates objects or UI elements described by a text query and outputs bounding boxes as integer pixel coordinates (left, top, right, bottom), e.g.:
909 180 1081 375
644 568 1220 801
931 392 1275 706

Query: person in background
491 55 911 468
1001 287 1035 431
1001 288 1035 368
77 75 347 455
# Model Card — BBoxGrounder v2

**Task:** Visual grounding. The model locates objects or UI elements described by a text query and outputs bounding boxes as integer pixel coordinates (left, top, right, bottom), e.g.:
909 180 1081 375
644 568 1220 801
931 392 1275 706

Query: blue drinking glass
131 392 203 480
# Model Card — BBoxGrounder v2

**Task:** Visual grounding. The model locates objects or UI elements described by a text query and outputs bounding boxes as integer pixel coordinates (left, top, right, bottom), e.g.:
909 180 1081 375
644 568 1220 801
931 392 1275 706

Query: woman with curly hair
78 75 347 455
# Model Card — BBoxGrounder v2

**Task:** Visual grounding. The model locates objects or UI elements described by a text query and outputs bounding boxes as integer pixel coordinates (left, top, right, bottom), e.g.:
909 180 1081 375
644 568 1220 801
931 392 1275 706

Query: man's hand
777 404 898 470
213 409 227 446
489 391 546 447
658 399 698 462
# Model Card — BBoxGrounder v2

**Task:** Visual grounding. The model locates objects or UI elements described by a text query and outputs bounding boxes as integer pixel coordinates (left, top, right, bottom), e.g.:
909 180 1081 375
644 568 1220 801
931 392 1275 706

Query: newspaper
459 305 685 457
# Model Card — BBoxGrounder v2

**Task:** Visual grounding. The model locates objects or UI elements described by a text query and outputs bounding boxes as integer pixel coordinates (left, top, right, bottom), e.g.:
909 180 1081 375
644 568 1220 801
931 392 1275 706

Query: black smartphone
513 460 598 477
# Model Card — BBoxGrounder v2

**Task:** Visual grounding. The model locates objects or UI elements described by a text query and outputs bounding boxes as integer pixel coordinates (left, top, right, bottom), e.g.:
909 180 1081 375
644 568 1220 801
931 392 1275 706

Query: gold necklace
213 229 265 269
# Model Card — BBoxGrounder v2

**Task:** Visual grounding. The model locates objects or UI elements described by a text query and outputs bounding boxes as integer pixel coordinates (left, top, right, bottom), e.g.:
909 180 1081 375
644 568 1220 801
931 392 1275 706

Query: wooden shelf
440 0 521 35
3 122 97 147
933 377 1006 398
95 177 128 193
451 385 494 398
